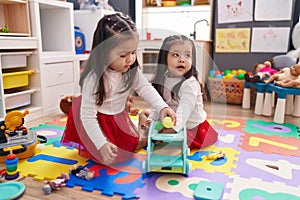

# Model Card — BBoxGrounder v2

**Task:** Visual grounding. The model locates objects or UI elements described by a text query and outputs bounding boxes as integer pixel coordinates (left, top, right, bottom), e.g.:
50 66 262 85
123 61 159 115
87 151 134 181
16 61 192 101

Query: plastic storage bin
0 52 32 69
4 89 35 110
2 70 35 89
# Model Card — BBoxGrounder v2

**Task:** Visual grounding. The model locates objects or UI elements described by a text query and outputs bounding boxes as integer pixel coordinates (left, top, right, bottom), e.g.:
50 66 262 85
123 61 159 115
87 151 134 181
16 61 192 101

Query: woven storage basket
208 77 244 104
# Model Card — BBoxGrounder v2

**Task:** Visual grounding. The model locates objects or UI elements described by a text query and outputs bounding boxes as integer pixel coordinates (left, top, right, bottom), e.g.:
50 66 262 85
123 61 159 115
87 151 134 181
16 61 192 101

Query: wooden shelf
0 0 31 36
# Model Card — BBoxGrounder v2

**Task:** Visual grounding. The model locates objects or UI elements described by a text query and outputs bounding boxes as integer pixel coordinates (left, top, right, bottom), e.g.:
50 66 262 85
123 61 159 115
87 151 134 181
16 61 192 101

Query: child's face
290 64 300 76
108 34 139 73
166 41 192 77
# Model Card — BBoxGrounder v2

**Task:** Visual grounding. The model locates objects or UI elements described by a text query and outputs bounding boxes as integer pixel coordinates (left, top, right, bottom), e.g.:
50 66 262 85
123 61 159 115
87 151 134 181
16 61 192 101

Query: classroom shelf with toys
0 0 79 122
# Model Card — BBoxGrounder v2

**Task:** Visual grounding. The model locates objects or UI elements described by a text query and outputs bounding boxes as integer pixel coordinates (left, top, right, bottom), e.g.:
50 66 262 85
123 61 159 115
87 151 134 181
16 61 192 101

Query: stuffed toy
265 63 300 88
79 0 114 11
59 96 74 115
42 172 70 195
244 58 278 83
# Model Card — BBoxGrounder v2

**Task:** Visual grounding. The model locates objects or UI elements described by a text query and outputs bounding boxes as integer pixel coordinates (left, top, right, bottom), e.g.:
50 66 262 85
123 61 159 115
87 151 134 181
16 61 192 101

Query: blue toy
74 26 86 54
144 120 190 175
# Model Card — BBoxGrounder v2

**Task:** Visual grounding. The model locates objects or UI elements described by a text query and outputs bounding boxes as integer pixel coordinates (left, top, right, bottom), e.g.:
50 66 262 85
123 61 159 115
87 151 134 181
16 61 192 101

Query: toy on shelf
69 165 95 180
42 172 70 195
0 24 9 33
144 119 190 175
0 109 38 162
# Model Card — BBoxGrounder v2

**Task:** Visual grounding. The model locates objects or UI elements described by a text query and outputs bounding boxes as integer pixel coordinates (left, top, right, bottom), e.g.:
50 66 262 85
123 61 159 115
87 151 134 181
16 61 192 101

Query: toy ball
237 69 246 74
223 69 231 75
231 69 238 75
237 73 245 80
224 73 234 79
214 70 222 76
162 117 174 128
215 74 223 78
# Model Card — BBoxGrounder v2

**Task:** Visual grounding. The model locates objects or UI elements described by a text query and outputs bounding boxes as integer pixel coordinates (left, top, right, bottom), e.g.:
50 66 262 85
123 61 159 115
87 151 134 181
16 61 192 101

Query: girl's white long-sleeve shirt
149 72 207 132
80 68 168 150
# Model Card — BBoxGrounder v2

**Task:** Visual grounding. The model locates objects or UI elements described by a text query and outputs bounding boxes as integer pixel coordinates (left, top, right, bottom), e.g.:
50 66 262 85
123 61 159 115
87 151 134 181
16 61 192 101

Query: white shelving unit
0 0 42 122
0 38 40 122
28 0 79 117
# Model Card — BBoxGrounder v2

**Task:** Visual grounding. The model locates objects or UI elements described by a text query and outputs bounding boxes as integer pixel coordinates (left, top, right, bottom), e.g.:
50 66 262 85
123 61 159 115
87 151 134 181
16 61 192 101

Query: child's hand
159 107 176 126
99 142 118 165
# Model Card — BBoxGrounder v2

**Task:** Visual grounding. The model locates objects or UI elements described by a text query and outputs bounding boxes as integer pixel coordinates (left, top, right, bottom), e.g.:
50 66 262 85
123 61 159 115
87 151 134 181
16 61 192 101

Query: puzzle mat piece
239 132 300 157
188 146 240 176
30 124 65 145
66 158 144 200
207 117 246 132
234 149 300 187
46 115 68 126
18 145 88 180
244 120 300 138
214 129 243 149
224 175 300 200
135 169 231 199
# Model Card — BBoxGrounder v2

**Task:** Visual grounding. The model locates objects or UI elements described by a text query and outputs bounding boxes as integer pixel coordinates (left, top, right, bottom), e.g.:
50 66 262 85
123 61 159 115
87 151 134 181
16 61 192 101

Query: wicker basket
208 77 244 104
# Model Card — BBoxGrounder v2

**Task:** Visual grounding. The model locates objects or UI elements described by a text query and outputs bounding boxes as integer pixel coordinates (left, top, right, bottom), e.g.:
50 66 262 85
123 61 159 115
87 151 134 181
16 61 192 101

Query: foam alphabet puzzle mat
15 117 300 199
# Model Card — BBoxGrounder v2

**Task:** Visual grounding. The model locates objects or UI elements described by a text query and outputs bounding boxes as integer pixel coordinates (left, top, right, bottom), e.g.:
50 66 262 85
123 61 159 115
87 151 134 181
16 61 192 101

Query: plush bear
59 96 74 115
79 0 114 11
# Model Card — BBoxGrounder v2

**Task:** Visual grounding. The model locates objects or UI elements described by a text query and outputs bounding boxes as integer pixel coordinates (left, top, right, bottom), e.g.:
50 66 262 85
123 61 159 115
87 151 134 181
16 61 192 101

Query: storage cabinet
0 43 41 122
29 0 78 116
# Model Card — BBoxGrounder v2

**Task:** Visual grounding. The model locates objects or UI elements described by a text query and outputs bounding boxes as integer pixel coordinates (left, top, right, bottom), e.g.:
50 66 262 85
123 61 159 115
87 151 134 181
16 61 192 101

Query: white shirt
80 68 168 150
149 72 207 132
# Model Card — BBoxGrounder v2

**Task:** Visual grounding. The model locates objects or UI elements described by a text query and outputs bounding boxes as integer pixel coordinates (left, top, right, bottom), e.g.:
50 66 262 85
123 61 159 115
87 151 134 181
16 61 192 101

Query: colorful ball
223 69 231 75
237 73 245 80
215 74 223 78
225 73 234 79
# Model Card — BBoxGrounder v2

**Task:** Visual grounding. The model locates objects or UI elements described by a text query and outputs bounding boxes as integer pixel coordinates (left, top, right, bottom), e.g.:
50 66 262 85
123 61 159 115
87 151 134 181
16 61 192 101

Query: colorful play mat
14 115 300 199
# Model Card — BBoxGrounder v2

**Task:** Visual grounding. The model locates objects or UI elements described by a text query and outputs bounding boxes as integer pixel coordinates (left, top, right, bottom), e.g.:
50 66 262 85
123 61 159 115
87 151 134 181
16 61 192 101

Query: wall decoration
218 0 253 24
251 27 290 53
254 0 293 21
215 28 251 52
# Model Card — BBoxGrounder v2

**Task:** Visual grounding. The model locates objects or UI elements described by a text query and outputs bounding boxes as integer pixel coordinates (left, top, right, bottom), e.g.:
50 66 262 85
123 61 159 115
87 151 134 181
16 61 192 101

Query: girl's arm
172 79 199 132
80 73 108 150
133 69 176 122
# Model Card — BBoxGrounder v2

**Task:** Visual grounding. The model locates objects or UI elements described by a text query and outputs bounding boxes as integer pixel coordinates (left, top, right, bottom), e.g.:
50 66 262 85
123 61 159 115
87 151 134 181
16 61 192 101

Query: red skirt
60 96 139 164
187 120 218 149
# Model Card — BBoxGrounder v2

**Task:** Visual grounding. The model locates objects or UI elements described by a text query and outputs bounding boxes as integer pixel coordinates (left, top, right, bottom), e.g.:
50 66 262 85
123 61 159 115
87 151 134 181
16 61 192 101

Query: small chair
242 54 297 116
263 84 300 124
242 82 267 115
